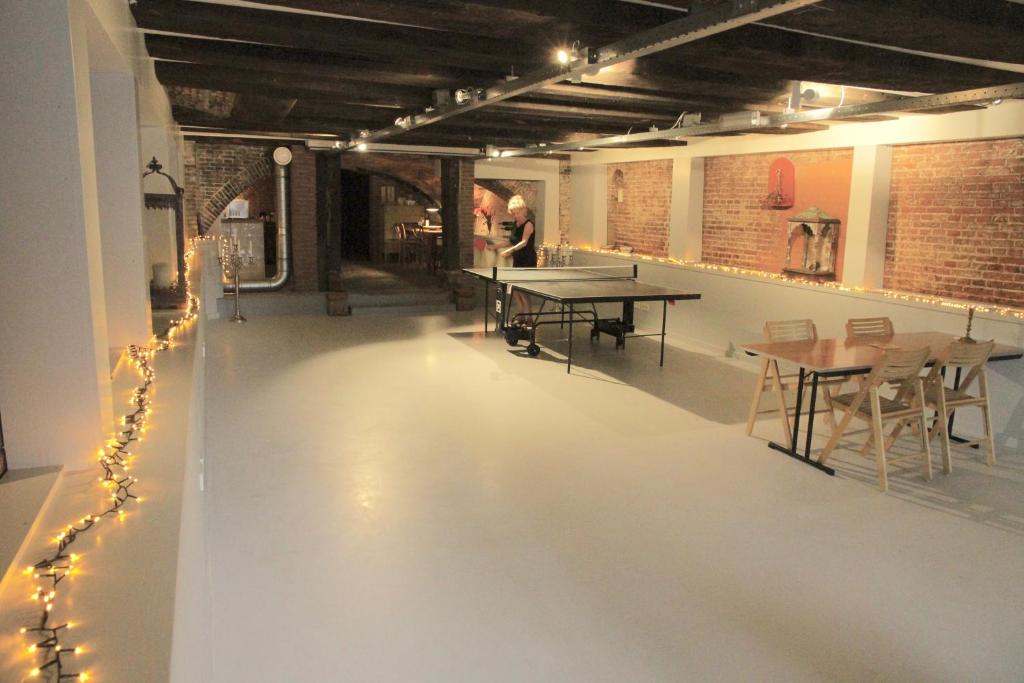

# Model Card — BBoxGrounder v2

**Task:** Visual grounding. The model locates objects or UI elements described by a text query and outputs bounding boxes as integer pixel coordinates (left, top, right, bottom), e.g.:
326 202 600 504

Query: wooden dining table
741 332 1024 475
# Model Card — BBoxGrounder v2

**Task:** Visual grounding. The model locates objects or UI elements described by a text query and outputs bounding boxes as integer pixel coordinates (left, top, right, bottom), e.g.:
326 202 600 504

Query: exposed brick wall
183 141 273 235
290 145 319 292
339 154 441 204
884 138 1024 307
238 175 275 219
702 148 853 278
458 159 475 268
559 159 571 243
607 160 673 256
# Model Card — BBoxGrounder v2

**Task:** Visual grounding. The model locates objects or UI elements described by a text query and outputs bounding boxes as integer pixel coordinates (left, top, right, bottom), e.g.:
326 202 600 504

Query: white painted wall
569 162 607 249
91 70 154 349
0 1 114 469
475 157 561 244
0 0 179 470
844 145 892 289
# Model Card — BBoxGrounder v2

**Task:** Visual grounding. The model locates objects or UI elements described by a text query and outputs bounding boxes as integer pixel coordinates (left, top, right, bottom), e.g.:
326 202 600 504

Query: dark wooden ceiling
132 0 1024 149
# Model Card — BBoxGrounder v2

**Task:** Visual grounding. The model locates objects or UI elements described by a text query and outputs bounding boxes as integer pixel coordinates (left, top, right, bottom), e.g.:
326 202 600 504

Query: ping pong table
463 265 701 373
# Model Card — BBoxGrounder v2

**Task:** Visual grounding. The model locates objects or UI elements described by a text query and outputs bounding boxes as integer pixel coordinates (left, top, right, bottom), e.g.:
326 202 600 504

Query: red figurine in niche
763 157 795 209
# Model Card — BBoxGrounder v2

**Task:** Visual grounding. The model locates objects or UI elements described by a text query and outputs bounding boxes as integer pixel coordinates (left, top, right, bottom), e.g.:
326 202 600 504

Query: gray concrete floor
204 311 1024 682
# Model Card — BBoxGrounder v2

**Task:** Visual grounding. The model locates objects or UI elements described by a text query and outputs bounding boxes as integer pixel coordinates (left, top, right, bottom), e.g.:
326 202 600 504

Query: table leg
767 366 835 475
660 300 667 366
803 372 819 459
483 281 489 334
568 303 574 374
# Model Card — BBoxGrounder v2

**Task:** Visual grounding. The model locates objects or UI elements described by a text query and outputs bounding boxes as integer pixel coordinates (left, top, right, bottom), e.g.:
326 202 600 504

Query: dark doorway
340 170 371 260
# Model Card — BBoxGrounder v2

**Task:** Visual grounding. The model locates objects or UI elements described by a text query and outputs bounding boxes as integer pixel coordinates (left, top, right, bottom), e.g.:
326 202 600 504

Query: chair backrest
866 347 931 387
764 319 818 343
390 223 405 239
922 339 995 392
846 317 894 338
400 222 421 239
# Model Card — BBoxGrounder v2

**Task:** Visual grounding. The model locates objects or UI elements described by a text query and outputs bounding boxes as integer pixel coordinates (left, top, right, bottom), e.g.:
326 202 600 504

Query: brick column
290 145 318 292
441 159 477 309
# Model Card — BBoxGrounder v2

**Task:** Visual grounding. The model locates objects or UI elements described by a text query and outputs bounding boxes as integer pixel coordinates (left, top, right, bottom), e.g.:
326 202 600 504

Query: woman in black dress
499 195 536 321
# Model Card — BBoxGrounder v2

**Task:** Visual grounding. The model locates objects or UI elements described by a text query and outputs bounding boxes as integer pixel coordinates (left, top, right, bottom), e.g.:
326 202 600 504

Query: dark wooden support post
440 158 476 310
316 151 343 291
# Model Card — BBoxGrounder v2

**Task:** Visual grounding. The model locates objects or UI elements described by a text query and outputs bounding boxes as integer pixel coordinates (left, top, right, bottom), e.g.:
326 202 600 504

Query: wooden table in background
741 332 1023 475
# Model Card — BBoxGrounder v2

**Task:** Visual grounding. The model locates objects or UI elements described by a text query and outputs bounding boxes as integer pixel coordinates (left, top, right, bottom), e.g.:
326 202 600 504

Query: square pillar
669 156 705 261
843 145 893 288
0 1 114 469
92 70 153 349
569 162 607 249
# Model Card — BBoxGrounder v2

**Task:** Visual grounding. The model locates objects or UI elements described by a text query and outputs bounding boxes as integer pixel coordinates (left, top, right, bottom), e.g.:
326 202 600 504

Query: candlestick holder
959 306 977 343
219 238 256 323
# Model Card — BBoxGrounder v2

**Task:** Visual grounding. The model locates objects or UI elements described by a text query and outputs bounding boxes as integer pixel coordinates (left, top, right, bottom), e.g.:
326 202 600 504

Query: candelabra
960 306 977 343
219 238 256 323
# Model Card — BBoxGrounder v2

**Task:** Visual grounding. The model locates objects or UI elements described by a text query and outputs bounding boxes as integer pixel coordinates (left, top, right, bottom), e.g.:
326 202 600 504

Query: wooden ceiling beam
651 23 1020 93
240 0 683 43
144 34 493 90
132 0 540 71
765 0 1024 64
154 61 429 109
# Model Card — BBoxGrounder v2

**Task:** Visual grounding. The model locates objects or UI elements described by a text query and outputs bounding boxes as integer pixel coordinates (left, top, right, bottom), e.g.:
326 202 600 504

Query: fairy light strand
18 238 205 681
566 245 1024 321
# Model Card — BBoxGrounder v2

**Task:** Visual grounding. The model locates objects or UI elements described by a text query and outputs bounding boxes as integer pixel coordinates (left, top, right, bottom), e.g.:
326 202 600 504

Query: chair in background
384 223 404 264
846 316 895 338
746 319 841 448
921 339 997 473
819 347 932 492
399 223 427 268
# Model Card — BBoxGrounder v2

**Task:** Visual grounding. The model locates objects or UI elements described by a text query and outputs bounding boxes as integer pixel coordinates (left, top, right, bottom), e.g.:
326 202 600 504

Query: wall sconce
612 169 626 203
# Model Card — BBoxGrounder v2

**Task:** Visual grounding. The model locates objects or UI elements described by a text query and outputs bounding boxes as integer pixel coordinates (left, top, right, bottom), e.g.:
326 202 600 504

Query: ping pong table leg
660 300 667 366
483 281 488 333
568 303 574 374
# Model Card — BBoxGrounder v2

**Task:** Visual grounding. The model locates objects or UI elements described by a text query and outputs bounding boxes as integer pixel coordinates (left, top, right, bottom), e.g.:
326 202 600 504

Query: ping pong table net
487 265 637 282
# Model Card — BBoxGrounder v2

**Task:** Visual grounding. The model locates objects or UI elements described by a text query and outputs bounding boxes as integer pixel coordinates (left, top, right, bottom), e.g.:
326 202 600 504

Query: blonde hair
507 195 527 213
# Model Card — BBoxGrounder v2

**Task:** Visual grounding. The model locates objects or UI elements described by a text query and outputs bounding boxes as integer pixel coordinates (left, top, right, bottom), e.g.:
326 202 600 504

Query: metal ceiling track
341 0 822 150
498 83 1024 158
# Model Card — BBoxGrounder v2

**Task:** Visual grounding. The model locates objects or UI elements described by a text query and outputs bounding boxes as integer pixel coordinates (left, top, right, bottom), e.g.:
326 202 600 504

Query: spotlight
356 143 368 152
454 88 473 105
394 115 413 129
358 129 370 138
485 144 500 158
556 49 570 65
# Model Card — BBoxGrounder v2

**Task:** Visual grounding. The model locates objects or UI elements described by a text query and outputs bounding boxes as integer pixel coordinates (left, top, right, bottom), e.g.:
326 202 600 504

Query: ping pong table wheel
504 330 519 346
526 343 541 357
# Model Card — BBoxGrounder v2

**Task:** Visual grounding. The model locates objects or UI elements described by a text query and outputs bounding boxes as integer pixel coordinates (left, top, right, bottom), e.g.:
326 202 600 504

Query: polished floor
204 312 1024 682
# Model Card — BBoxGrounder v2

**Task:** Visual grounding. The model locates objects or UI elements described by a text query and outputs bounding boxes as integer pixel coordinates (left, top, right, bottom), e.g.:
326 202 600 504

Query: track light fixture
485 144 500 158
454 88 473 105
394 115 413 129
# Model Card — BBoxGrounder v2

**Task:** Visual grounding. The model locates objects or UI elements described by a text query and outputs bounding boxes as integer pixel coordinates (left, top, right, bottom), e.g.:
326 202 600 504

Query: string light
18 238 203 681
570 245 1024 320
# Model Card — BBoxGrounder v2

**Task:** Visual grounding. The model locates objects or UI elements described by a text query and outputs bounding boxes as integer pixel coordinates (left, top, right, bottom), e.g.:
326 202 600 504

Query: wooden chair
846 316 894 338
819 347 932 492
746 319 840 448
921 340 997 473
399 223 427 268
384 223 404 264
